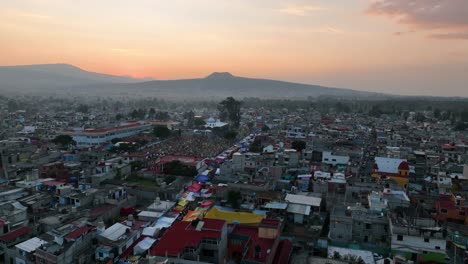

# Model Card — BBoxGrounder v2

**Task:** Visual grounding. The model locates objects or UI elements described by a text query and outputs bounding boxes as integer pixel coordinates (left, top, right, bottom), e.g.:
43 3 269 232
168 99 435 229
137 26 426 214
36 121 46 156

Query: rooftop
150 219 225 257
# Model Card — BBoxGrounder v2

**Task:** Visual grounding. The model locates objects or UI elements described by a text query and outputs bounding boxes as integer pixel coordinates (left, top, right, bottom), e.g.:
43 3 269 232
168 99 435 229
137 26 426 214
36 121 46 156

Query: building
96 222 140 262
205 118 228 129
329 204 390 255
433 193 468 225
390 215 447 263
373 157 411 189
62 122 151 147
228 219 285 264
34 224 95 264
150 218 227 264
322 151 350 167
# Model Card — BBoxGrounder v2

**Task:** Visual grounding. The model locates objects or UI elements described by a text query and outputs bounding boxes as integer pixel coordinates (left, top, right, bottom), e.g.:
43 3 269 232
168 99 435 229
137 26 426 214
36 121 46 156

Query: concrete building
61 122 151 147
150 218 228 264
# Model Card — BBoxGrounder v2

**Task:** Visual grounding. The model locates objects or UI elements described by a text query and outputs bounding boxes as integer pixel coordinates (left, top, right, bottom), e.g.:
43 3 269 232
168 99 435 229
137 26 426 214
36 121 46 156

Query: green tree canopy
153 125 171 139
291 140 306 152
218 97 242 128
52 135 75 146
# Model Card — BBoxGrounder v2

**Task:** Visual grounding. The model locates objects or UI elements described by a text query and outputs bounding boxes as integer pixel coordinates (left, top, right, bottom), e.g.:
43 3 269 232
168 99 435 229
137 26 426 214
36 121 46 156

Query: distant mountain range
0 63 385 100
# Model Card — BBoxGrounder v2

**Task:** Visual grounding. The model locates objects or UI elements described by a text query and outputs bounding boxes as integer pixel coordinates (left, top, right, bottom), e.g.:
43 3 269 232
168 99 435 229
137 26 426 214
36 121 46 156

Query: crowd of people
148 135 233 158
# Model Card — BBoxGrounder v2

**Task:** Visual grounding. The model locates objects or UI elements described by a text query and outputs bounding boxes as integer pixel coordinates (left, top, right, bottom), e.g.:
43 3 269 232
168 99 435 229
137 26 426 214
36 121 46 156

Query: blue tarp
195 175 210 182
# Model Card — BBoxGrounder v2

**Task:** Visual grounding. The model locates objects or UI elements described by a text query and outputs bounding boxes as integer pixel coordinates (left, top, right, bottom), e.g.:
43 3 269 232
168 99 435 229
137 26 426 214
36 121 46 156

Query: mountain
0 64 384 99
0 63 148 94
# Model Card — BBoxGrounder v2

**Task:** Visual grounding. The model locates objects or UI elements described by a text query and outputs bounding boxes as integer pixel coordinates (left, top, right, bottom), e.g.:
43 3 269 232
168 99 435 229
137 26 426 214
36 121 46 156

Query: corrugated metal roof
285 194 321 207
15 237 47 253
100 223 130 241
287 204 311 215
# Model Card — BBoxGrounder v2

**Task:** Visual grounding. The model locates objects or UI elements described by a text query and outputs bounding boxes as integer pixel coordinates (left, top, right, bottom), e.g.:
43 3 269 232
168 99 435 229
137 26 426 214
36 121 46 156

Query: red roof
65 226 94 240
260 219 280 227
0 226 32 243
150 219 225 256
273 239 293 264
90 204 117 219
43 180 66 186
230 225 276 263
398 161 410 171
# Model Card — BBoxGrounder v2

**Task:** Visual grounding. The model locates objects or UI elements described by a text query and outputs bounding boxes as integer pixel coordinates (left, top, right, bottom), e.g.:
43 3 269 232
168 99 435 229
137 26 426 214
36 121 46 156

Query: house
96 222 140 262
205 117 228 129
228 219 286 264
372 157 412 189
7 237 47 264
35 224 96 264
150 218 227 264
322 151 350 167
329 204 389 254
285 193 322 224
433 193 468 225
390 215 447 263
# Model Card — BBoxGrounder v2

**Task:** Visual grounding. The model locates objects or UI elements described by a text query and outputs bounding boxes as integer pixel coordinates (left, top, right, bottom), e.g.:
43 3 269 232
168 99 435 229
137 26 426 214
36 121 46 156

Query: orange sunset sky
1 0 468 96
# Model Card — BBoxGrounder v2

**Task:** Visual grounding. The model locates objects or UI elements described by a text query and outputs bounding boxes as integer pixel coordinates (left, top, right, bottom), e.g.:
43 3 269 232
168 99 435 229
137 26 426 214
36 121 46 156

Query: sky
1 0 468 97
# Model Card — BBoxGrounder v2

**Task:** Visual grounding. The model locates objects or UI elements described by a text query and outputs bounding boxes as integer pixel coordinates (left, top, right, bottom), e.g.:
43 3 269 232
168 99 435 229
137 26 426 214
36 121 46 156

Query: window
459 210 466 216
441 209 448 214
435 246 441 250
424 238 430 243
365 223 371 230
99 252 104 258
397 235 403 241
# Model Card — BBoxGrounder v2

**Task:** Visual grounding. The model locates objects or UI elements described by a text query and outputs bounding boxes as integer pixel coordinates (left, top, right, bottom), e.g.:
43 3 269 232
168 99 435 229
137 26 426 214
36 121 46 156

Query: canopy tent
204 207 265 225
195 175 210 183
133 237 156 255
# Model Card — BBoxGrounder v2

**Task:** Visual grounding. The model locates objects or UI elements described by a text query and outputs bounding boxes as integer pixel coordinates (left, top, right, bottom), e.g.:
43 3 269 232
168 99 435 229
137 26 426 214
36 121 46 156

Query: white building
205 117 228 128
322 151 350 166
61 122 151 147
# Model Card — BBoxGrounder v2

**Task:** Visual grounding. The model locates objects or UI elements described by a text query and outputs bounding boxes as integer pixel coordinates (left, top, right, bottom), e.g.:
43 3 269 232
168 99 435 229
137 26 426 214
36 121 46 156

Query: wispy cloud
279 5 326 16
429 32 468 40
13 11 51 20
366 0 468 40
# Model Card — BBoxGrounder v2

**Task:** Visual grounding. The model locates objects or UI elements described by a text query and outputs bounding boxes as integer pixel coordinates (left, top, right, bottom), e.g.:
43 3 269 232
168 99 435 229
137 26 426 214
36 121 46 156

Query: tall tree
218 97 242 128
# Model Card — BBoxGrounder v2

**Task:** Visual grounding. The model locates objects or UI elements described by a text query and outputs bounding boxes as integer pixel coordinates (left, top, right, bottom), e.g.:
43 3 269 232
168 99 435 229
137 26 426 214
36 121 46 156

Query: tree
115 114 123 120
111 138 122 144
414 112 426 122
194 118 206 128
291 140 306 152
163 161 197 176
224 130 238 140
153 125 171 139
154 111 170 121
163 175 176 185
261 125 270 132
149 108 156 118
332 251 342 260
184 111 195 128
227 191 241 209
218 97 242 128
52 135 75 146
76 104 89 113
249 140 263 153
130 109 146 119
7 100 18 112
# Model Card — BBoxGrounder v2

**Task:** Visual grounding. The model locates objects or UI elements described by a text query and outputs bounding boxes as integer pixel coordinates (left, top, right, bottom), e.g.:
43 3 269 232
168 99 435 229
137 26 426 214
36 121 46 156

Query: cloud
366 0 468 39
12 11 51 20
429 32 468 40
279 5 326 16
